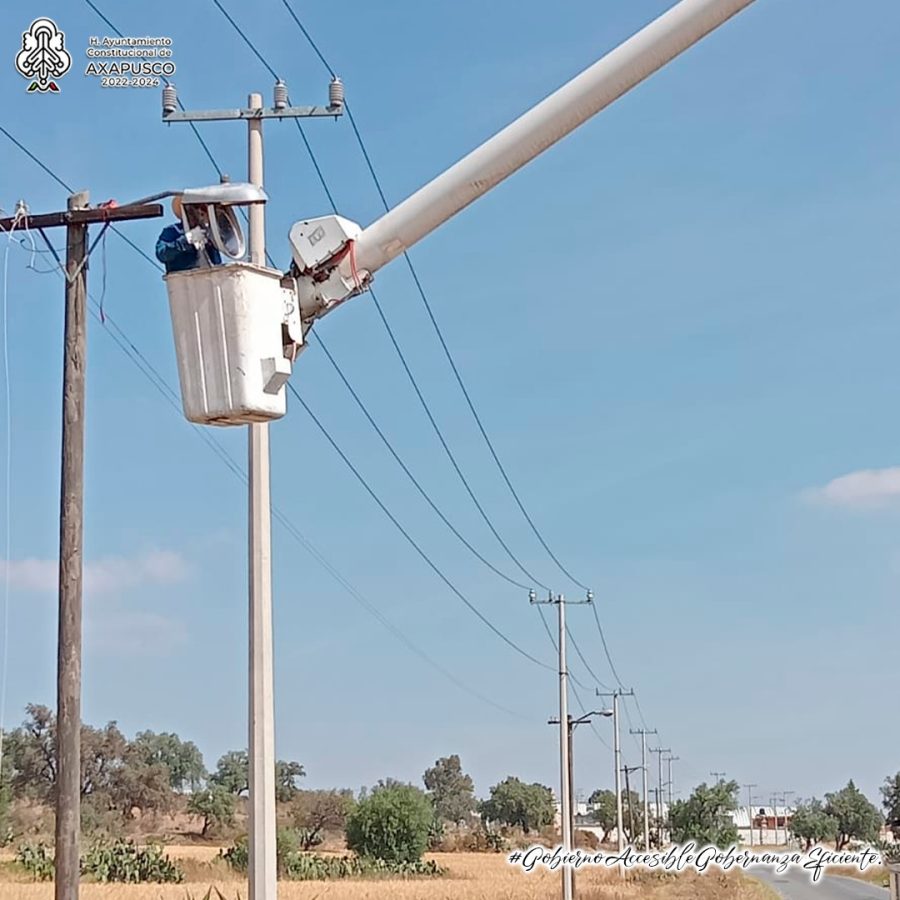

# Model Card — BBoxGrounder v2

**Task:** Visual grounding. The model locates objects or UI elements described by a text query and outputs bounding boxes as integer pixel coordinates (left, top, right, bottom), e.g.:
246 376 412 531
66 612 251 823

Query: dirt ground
0 848 779 900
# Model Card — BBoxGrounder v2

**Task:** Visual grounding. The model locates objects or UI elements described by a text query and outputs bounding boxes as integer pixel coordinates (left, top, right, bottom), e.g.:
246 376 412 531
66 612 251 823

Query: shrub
427 815 445 851
220 838 248 872
574 829 600 850
81 839 184 883
433 823 507 853
345 783 433 863
16 842 54 881
221 839 445 881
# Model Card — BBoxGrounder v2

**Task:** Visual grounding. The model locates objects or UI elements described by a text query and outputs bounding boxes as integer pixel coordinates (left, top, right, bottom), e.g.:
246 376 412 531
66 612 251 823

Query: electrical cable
313 332 532 592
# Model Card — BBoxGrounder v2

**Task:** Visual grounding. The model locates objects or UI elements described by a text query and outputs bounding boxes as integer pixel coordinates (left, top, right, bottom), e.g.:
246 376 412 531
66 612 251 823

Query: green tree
423 755 476 826
275 760 305 803
479 777 555 834
881 773 900 839
107 750 173 818
622 789 644 844
5 704 57 801
789 798 838 851
588 789 617 843
291 789 356 849
131 731 205 792
188 785 237 837
668 780 739 847
211 750 305 800
824 781 882 850
210 750 249 795
345 782 433 863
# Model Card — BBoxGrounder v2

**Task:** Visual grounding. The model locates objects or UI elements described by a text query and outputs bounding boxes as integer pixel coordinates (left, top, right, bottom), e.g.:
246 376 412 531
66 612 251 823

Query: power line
278 0 590 593
570 681 612 752
592 601 626 688
567 626 612 692
313 332 531 592
82 0 223 178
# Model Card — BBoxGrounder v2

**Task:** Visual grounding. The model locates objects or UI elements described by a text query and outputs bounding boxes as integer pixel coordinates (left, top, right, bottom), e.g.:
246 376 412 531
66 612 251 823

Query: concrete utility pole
532 591 592 900
597 688 633 852
162 85 341 900
772 791 794 847
743 784 757 848
782 791 795 847
246 92 277 900
711 771 726 783
665 755 680 809
550 709 612 845
631 728 657 850
651 747 670 846
0 197 163 900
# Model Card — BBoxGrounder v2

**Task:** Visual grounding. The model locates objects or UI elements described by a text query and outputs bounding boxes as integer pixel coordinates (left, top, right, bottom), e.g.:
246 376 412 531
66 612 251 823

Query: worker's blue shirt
155 222 222 273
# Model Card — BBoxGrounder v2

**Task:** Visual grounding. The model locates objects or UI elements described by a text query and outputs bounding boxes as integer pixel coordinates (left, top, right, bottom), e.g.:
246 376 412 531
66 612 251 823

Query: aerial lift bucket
162 182 298 426
166 262 295 426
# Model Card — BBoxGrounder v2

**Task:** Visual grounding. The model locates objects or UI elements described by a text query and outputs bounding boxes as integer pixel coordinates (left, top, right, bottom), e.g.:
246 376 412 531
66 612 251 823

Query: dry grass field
0 849 779 900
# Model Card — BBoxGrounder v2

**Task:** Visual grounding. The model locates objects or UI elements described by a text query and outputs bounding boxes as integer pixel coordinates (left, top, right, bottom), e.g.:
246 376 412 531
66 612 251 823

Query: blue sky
2 0 899 811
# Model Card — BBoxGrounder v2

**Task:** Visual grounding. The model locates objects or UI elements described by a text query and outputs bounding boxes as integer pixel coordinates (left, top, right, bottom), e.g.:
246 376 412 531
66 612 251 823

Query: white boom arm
289 0 756 320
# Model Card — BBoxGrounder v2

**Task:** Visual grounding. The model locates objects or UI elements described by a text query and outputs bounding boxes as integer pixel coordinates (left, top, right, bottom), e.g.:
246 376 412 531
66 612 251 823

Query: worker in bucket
155 195 222 273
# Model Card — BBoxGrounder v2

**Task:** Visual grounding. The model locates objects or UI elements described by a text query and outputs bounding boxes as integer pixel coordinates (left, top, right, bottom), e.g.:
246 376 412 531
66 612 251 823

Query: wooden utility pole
1 196 162 900
56 190 88 900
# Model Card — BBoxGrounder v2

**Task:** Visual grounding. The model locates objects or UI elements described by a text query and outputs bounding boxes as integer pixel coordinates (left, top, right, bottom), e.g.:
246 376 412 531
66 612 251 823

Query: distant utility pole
743 784 757 848
773 791 794 847
549 709 611 844
597 688 634 852
782 791 795 847
711 771 726 783
1 196 163 900
163 84 342 900
631 728 657 850
665 754 680 809
650 747 670 846
532 590 592 900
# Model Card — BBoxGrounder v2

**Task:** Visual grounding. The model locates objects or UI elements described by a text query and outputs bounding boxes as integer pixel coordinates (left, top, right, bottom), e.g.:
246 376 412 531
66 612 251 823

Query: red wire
348 239 362 290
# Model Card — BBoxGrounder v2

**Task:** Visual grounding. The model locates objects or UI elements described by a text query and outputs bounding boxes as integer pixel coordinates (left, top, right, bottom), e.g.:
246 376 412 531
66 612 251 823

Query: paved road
754 867 889 900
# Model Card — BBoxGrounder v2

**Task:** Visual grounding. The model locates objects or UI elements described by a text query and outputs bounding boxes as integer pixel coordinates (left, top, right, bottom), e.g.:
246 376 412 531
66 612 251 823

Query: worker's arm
155 225 192 264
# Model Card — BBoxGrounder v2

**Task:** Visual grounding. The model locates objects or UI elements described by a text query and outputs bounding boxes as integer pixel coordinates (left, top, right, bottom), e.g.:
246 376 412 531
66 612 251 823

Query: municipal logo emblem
16 18 71 93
